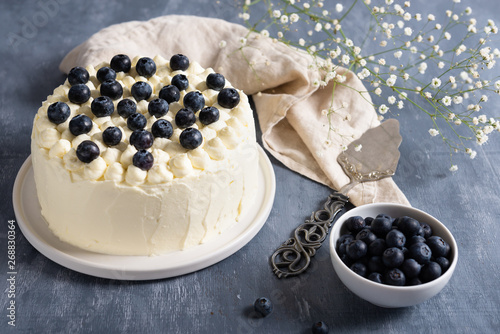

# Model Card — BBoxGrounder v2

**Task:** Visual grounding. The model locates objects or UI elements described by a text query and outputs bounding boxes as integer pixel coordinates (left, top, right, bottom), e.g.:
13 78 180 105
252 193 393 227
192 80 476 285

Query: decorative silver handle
271 192 349 278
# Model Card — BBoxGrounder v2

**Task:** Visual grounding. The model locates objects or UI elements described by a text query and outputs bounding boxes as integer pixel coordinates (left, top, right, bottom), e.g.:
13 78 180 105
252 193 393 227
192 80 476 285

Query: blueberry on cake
31 54 259 255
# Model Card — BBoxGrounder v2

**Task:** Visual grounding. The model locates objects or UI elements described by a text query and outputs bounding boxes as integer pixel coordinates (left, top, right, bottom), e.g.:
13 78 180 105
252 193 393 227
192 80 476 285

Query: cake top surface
32 54 255 186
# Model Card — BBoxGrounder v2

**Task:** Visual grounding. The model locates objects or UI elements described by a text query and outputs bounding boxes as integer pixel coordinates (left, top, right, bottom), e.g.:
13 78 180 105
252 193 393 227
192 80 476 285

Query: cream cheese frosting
31 55 259 255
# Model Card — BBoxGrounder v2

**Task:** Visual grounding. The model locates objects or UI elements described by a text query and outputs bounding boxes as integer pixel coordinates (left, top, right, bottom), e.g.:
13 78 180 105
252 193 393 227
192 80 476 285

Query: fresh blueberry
175 108 196 128
151 119 173 139
435 257 451 272
117 99 137 118
407 277 422 286
340 253 353 267
401 258 421 278
382 247 405 268
96 66 116 83
91 96 114 117
170 54 190 71
47 102 71 124
171 74 189 91
135 57 156 78
206 73 225 91
426 236 450 258
356 228 377 245
420 261 442 283
254 297 273 317
420 222 433 239
408 235 426 246
129 130 154 150
336 234 354 256
131 81 152 101
401 246 409 258
110 54 131 73
159 85 180 103
311 321 329 334
398 216 422 237
199 106 220 125
409 242 432 264
346 240 368 260
67 66 89 85
384 268 406 286
368 272 383 284
69 114 93 136
367 256 385 274
102 126 122 146
179 128 203 150
183 91 205 112
132 150 154 171
364 217 374 226
345 216 365 234
385 229 406 248
127 113 147 131
368 238 386 256
100 79 123 100
68 84 91 104
148 98 169 118
350 262 367 277
76 140 100 163
217 88 240 109
371 215 393 237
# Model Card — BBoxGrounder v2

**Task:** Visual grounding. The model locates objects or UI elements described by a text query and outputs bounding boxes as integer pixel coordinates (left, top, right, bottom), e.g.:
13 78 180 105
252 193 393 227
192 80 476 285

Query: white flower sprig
239 0 500 170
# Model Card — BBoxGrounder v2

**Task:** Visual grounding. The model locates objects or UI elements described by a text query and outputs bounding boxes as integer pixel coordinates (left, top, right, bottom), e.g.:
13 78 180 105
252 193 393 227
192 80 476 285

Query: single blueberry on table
368 272 383 284
385 229 406 248
170 54 190 71
179 128 203 150
175 108 196 129
68 66 89 86
47 102 71 124
350 262 367 277
426 236 450 258
91 96 114 117
171 74 189 91
129 130 154 150
148 98 169 118
135 57 156 78
367 256 385 274
420 261 442 283
159 85 180 104
371 214 393 237
151 119 173 139
346 239 368 260
68 84 91 104
117 99 137 118
69 114 93 136
127 113 147 131
102 126 122 146
368 238 386 256
206 73 225 91
183 91 205 112
356 228 377 245
398 216 422 237
199 106 220 125
312 321 329 334
131 81 152 101
132 149 154 171
100 79 123 100
435 257 450 272
382 247 405 268
345 216 365 234
110 54 131 73
253 297 273 317
76 140 100 163
384 268 406 286
96 66 116 83
217 87 240 109
409 242 432 264
401 258 422 278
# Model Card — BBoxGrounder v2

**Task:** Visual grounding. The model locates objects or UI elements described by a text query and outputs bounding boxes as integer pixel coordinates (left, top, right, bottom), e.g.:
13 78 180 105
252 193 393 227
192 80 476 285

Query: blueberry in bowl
329 203 458 308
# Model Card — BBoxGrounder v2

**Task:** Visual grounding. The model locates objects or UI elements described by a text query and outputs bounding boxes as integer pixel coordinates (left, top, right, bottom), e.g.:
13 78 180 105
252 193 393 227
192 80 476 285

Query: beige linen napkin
60 15 409 206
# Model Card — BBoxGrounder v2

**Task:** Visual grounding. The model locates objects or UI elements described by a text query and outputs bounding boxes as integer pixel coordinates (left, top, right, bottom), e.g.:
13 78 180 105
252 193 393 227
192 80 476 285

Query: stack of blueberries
336 214 452 286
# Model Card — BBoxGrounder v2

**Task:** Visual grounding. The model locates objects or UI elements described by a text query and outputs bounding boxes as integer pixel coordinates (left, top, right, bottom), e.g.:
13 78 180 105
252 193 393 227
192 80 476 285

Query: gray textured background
1 0 499 333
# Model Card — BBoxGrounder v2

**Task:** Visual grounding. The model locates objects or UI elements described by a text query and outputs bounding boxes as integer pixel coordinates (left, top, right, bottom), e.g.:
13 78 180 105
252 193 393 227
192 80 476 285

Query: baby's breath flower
261 30 270 38
303 2 310 9
315 23 323 32
453 96 463 104
404 27 413 36
299 38 305 46
336 3 343 12
429 128 439 136
239 37 247 45
441 96 452 106
342 54 350 65
290 13 299 23
280 15 288 24
428 14 436 21
397 100 404 109
378 104 389 114
449 165 458 172
354 144 362 152
465 7 472 15
388 96 396 104
386 74 397 87
272 10 281 18
394 51 403 59
431 77 442 88
219 40 227 48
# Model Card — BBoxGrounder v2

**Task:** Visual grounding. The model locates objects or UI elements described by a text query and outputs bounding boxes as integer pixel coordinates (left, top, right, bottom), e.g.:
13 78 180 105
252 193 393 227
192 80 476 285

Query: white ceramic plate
13 146 275 280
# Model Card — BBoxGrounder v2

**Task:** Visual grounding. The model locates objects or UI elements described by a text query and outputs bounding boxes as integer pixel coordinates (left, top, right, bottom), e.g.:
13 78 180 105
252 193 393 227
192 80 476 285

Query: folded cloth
60 15 410 206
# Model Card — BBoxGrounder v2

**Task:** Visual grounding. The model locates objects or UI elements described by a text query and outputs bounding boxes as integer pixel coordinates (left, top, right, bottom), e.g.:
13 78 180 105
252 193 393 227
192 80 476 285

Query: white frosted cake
31 54 259 256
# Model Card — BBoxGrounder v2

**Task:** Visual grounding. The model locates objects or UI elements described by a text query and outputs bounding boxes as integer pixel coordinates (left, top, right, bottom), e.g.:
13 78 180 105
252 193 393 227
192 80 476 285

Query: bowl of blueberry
329 203 458 308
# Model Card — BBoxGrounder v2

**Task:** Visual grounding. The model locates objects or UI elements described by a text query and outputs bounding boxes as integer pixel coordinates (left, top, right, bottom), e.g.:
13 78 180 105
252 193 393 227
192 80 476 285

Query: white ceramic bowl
329 203 458 308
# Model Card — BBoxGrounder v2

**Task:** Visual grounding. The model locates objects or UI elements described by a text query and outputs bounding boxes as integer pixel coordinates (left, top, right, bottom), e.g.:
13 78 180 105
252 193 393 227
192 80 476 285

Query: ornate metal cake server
271 119 402 278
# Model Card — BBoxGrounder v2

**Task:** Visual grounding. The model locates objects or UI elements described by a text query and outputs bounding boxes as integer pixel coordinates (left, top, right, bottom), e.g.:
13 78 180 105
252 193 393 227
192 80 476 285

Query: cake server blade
271 119 402 278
